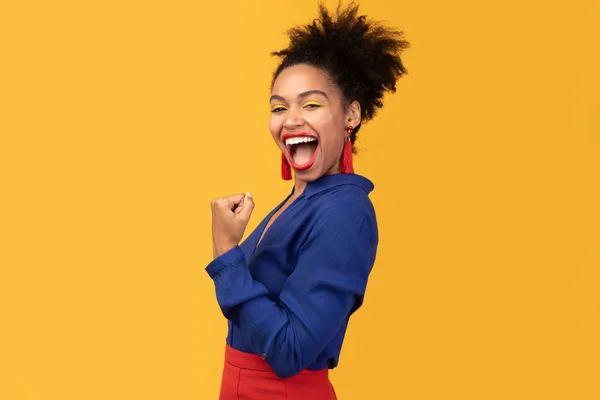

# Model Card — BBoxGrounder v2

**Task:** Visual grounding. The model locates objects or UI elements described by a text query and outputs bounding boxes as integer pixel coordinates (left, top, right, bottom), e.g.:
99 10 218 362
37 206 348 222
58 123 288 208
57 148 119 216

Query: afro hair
271 1 410 149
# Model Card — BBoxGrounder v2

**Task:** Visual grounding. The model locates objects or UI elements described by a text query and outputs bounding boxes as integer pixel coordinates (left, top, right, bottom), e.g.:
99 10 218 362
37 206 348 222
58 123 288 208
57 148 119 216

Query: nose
283 107 305 130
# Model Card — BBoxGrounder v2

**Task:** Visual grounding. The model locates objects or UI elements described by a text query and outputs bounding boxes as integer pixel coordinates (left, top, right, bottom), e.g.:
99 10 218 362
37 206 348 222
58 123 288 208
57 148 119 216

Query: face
269 64 360 183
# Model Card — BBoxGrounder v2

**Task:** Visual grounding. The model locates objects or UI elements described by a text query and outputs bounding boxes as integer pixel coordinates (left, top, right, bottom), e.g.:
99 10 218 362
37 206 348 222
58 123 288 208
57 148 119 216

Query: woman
206 3 409 399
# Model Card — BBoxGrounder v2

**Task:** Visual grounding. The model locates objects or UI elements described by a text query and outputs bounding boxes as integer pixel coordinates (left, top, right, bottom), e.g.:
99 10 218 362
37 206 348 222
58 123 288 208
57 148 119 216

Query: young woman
206 3 409 399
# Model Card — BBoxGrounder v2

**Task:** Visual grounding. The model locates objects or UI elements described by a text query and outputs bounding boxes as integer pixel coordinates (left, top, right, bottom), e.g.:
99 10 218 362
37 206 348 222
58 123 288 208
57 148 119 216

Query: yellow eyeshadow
303 101 324 107
271 104 287 111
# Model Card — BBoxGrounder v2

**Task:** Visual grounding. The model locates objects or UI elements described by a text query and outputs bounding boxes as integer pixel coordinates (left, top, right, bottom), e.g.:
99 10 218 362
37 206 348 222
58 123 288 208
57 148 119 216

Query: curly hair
271 1 410 151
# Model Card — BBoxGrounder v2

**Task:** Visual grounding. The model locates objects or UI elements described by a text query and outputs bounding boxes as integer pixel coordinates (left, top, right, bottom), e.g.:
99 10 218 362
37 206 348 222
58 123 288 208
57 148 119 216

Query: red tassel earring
340 126 354 174
281 152 292 180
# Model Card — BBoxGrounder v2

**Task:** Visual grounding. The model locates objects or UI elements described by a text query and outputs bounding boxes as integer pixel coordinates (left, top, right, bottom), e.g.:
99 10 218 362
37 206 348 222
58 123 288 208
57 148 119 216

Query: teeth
285 137 317 146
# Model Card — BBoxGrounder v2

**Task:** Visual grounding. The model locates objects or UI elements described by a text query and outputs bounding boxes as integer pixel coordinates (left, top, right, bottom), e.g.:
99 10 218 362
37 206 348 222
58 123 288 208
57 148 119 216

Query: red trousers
219 345 338 400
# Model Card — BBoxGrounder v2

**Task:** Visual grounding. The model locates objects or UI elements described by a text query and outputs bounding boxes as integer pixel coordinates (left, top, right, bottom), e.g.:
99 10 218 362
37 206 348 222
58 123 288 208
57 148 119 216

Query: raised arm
206 201 377 378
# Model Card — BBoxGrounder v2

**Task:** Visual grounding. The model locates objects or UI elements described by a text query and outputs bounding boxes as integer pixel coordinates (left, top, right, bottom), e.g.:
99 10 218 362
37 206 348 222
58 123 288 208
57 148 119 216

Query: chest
256 195 296 246
240 196 316 298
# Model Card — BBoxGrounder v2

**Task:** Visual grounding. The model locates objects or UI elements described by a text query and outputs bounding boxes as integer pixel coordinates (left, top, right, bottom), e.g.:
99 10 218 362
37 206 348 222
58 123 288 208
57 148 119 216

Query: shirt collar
302 173 375 198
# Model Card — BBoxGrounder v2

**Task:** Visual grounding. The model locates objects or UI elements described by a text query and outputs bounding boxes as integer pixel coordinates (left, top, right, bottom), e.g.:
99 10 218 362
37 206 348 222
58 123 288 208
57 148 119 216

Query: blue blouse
205 173 378 378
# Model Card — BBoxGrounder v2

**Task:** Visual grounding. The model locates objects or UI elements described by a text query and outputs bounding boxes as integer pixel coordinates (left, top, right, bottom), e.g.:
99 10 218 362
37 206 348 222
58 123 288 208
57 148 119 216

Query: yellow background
1 0 599 399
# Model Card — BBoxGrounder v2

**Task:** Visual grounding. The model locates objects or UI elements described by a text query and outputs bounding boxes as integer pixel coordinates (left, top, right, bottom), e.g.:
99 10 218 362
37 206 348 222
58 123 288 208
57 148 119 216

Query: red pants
219 345 338 400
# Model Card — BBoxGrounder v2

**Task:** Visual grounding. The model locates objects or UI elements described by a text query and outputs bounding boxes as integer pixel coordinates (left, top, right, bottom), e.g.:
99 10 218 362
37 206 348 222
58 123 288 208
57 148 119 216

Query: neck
293 179 307 196
294 169 344 196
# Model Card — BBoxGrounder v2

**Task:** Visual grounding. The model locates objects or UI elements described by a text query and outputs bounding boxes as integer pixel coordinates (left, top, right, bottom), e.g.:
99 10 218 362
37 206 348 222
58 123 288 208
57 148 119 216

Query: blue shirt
205 173 378 378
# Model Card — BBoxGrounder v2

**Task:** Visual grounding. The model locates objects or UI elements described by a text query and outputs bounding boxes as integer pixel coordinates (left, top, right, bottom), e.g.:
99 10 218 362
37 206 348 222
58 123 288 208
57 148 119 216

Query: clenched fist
210 192 255 258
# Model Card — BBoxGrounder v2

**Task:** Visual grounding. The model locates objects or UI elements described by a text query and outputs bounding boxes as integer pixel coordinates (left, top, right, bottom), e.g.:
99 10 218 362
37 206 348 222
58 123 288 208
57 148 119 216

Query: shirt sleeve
205 199 378 378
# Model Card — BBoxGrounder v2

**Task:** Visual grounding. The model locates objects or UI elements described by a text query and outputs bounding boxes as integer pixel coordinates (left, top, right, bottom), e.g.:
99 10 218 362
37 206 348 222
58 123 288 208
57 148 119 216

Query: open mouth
284 134 319 170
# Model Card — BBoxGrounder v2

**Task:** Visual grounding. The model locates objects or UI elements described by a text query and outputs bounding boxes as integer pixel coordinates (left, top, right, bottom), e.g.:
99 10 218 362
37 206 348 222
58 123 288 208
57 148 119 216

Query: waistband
224 345 328 376
225 345 274 371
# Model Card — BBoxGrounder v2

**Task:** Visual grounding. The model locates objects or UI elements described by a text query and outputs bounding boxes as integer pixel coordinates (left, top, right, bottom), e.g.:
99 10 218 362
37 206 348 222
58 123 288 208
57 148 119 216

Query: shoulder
300 182 379 279
311 182 376 221
309 185 378 245
298 173 379 243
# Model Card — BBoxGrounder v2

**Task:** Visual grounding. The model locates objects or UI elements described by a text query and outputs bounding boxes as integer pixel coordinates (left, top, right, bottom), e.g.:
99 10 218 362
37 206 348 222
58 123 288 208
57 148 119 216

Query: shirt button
260 353 267 360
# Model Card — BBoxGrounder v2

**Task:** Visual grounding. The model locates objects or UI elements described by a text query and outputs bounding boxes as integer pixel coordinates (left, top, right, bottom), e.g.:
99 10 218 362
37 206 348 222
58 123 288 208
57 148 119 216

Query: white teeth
285 137 317 146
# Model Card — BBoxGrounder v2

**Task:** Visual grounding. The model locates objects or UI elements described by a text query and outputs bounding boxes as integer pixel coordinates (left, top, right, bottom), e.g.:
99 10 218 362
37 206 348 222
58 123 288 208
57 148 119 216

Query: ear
345 100 361 129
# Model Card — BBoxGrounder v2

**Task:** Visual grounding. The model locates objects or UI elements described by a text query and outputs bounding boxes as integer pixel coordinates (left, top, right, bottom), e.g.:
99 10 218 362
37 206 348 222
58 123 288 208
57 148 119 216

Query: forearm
206 246 354 378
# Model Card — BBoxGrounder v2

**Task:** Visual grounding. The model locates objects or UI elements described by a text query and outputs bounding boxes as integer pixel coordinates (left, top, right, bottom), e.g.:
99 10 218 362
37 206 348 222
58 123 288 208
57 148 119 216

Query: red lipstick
281 132 319 171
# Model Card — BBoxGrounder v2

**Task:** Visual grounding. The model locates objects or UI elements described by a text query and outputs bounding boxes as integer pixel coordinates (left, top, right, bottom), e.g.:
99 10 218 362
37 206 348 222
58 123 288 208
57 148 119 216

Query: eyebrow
269 90 329 103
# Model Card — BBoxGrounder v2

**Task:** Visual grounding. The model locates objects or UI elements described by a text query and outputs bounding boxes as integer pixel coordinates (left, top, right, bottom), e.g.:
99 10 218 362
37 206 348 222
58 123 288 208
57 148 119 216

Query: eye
303 101 323 109
271 105 288 113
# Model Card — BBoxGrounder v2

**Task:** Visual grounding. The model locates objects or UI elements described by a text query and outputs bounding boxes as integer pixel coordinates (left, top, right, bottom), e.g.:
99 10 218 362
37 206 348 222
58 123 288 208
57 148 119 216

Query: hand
210 192 255 258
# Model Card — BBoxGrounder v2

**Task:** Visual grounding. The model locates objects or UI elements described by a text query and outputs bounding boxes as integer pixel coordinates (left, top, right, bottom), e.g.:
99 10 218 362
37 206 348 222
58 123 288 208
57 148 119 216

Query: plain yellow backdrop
1 0 599 399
